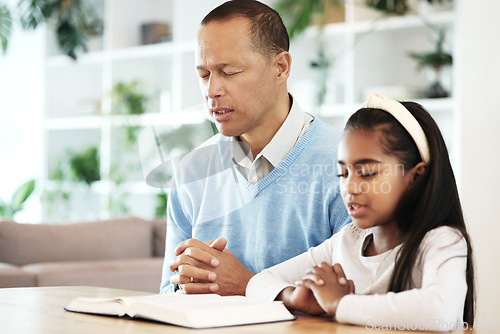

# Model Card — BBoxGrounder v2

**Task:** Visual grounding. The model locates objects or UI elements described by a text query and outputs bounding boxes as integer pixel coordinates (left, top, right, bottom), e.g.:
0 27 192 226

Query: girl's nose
344 178 362 195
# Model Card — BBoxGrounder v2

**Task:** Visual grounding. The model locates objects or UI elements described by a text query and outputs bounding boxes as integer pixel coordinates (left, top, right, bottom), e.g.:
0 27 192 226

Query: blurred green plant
0 0 104 58
408 28 452 98
274 0 343 40
0 179 35 219
0 3 12 54
44 158 71 216
109 126 142 200
309 40 332 107
107 187 129 217
41 186 69 218
108 81 149 187
210 120 219 135
108 125 144 216
275 0 343 108
18 0 103 59
51 145 100 186
111 81 148 116
155 191 168 218
124 125 141 148
43 145 99 218
68 145 100 185
408 28 452 71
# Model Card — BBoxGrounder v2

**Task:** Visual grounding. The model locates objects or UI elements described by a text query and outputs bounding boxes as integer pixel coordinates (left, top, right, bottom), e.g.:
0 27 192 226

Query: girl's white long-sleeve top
246 223 468 332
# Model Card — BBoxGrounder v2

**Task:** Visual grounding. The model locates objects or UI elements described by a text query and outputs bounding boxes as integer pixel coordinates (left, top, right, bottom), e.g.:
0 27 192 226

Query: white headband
361 93 430 163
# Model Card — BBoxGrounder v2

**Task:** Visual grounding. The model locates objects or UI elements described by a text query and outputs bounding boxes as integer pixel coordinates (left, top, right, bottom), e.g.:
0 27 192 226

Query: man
160 0 349 296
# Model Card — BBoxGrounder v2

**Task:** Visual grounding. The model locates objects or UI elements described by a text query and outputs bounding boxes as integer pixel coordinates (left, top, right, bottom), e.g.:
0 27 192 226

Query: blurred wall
456 0 500 326
0 0 44 222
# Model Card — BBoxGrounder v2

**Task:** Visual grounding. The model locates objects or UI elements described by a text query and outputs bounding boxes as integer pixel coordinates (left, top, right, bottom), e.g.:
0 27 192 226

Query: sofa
0 216 166 293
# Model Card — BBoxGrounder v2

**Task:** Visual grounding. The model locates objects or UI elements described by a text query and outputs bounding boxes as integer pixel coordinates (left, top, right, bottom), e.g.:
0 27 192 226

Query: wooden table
0 286 487 333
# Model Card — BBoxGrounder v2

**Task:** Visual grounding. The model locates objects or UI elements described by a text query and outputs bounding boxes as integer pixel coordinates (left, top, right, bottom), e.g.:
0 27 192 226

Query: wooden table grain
0 286 486 333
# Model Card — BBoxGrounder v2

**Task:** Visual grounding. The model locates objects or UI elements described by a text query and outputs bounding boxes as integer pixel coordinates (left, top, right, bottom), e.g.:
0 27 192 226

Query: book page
66 293 295 329
65 293 217 316
65 297 129 316
128 295 294 328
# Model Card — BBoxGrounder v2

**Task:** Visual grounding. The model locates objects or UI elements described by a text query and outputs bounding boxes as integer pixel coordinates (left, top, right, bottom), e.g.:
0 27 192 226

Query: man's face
196 17 280 138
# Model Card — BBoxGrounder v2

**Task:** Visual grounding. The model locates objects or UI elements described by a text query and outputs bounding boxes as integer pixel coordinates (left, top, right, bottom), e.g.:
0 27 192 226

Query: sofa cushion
0 262 36 288
0 217 154 266
152 219 166 257
23 258 164 293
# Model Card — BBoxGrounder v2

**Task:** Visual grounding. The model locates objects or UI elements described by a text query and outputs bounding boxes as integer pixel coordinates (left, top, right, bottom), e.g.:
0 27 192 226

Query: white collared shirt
231 97 314 184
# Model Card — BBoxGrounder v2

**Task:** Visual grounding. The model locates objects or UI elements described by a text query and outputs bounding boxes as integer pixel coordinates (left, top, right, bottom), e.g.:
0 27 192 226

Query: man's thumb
210 237 227 251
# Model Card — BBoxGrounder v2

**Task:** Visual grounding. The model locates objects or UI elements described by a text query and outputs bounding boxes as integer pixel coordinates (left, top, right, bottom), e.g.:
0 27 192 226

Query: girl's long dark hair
345 102 475 325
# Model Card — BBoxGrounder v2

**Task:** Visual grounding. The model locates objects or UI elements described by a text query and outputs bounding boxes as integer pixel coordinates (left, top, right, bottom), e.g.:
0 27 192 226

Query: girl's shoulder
420 225 468 254
423 225 465 242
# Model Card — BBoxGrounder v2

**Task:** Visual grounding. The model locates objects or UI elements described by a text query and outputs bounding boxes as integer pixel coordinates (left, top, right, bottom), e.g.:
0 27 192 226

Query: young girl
245 93 475 331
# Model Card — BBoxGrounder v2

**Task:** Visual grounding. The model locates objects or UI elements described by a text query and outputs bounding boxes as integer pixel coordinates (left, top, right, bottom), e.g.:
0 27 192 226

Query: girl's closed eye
336 168 348 178
336 168 378 178
358 165 380 178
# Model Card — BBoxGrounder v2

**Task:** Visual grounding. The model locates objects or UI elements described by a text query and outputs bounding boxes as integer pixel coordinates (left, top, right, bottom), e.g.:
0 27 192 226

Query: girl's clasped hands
285 263 354 316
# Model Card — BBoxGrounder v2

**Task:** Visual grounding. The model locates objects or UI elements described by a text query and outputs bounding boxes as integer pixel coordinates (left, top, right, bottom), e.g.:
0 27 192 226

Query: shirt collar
259 96 307 167
231 137 252 169
230 95 309 168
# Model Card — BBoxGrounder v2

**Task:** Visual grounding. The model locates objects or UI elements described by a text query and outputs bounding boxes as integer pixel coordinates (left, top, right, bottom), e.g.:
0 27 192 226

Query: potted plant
408 28 452 98
109 80 148 186
43 145 100 219
17 0 103 59
0 179 35 219
50 145 100 185
111 80 149 156
111 81 148 116
68 145 100 185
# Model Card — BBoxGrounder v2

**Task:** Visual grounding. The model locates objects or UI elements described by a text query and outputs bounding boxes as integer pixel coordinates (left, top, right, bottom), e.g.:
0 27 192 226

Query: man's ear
411 162 428 183
274 51 291 83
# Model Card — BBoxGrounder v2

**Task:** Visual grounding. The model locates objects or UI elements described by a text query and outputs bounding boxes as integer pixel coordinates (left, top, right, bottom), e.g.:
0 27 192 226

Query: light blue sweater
160 118 350 293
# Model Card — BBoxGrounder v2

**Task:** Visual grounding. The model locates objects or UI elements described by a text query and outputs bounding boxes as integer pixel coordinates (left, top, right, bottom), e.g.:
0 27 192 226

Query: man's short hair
201 0 290 59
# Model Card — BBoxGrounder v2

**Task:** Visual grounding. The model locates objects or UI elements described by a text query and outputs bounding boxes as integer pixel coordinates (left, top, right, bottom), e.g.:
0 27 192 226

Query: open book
65 293 295 329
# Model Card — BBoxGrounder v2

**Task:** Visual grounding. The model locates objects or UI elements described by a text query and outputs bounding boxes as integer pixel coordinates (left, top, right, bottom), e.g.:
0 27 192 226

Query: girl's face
337 128 418 230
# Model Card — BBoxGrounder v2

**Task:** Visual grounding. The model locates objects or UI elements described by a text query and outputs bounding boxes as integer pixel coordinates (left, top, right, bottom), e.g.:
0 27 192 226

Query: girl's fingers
347 279 355 294
297 278 315 289
305 268 317 275
300 273 325 286
332 263 347 285
295 279 312 287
